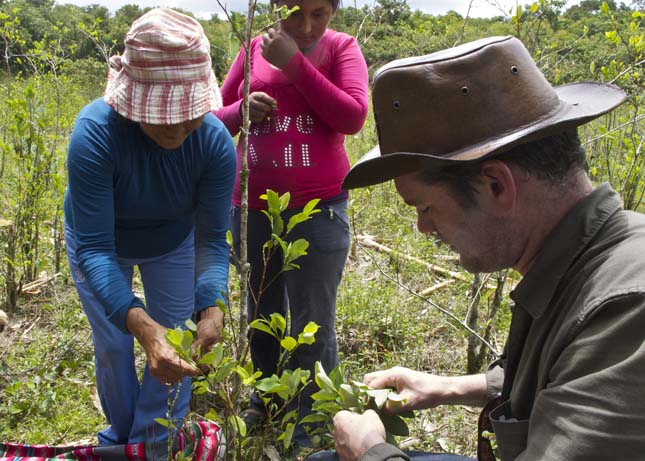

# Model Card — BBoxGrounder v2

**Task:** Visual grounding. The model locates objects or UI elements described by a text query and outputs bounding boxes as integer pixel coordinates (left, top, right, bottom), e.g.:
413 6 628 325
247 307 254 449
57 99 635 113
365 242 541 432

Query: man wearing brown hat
309 36 645 460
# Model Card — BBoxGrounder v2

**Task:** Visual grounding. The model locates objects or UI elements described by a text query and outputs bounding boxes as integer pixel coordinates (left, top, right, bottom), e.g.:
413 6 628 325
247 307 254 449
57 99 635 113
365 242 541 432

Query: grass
0 283 104 444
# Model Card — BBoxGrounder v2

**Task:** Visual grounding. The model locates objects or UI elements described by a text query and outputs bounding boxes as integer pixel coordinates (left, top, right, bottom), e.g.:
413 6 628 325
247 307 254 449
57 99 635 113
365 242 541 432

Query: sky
56 0 583 20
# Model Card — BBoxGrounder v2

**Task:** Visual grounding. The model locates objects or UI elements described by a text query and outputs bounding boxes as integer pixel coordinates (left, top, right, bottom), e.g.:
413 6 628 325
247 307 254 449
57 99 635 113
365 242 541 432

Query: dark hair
271 0 340 11
415 130 587 208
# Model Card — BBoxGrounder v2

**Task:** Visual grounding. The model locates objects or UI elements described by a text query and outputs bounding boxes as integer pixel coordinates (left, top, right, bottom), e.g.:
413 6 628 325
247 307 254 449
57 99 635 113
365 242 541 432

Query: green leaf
235 365 250 380
311 388 338 402
226 230 233 247
302 198 320 215
180 329 194 352
367 388 390 409
299 412 328 424
279 191 291 211
269 313 286 336
214 360 236 382
381 413 409 437
298 321 319 345
280 336 297 351
185 318 197 332
328 364 345 388
165 328 183 348
255 375 287 394
302 321 320 335
315 361 337 392
204 408 219 421
311 400 342 414
192 380 209 395
228 414 247 437
339 383 359 409
216 298 228 313
278 422 295 449
281 409 299 424
154 417 170 428
249 319 277 338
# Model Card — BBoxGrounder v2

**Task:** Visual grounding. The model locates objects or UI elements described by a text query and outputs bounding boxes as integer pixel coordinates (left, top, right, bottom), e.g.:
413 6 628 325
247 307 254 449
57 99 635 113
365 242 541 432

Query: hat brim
343 81 626 189
104 69 223 125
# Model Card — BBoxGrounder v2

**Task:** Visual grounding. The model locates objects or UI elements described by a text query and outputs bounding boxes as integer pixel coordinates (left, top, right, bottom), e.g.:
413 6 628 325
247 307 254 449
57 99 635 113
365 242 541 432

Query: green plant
308 361 414 447
158 190 322 460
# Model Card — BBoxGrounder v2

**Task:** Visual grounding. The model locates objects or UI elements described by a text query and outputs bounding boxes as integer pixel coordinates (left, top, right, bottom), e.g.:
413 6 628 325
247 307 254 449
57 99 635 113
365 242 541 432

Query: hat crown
121 8 212 84
374 36 562 160
104 8 222 125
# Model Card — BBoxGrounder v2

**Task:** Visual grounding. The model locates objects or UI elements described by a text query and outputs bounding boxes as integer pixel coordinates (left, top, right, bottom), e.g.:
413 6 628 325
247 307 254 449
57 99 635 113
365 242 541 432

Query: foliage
0 1 643 459
158 191 324 460
309 361 414 447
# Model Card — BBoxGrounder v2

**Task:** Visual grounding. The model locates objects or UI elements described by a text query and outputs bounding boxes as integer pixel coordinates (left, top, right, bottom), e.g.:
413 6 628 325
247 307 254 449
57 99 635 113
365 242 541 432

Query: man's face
394 172 516 273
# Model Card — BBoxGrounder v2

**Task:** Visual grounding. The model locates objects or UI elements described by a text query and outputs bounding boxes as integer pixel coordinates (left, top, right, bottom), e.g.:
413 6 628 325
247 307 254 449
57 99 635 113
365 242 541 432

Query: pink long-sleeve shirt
215 29 369 209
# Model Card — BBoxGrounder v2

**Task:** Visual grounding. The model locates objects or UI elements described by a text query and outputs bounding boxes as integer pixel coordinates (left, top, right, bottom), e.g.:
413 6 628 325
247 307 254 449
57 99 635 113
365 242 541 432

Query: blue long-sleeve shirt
64 98 236 332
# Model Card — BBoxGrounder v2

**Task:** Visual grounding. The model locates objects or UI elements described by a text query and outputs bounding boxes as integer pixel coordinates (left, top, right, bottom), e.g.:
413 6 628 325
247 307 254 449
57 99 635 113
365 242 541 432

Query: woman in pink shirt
215 0 369 446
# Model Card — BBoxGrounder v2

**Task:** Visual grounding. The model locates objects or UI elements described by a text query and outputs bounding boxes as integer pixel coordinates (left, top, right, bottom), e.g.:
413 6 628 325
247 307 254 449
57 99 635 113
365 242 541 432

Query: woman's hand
126 308 199 385
193 306 224 354
261 27 298 70
248 92 278 123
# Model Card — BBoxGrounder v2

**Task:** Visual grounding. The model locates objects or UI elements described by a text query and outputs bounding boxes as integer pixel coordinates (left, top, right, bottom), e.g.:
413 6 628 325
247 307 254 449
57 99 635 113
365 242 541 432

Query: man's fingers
363 369 390 388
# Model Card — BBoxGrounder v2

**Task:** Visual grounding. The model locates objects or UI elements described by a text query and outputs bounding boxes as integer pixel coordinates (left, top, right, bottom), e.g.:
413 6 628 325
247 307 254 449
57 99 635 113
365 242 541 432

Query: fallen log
356 234 470 282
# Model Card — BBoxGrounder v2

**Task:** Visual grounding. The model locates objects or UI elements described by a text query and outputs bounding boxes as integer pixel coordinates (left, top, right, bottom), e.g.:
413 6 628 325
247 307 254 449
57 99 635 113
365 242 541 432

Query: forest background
0 0 643 457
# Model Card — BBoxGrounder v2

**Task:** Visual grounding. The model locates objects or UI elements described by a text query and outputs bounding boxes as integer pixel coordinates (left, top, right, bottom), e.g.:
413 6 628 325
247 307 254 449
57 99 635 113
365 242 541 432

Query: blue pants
231 200 350 441
306 449 475 460
65 225 195 449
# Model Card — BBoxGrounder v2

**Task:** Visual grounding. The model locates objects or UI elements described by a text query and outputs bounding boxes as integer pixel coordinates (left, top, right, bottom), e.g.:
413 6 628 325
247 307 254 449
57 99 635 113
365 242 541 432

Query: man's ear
477 159 517 215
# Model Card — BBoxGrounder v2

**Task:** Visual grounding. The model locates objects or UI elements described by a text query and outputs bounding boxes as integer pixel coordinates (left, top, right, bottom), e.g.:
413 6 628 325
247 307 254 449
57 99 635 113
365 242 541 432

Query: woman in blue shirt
63 8 236 455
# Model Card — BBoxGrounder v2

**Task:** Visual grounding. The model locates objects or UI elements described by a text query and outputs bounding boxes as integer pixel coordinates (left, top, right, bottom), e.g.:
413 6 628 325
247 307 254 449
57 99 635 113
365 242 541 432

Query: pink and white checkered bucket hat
104 8 222 125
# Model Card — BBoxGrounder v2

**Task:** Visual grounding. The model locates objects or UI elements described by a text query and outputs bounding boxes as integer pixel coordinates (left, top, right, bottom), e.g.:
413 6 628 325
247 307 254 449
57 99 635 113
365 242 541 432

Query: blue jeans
231 200 350 441
306 450 475 460
65 224 195 451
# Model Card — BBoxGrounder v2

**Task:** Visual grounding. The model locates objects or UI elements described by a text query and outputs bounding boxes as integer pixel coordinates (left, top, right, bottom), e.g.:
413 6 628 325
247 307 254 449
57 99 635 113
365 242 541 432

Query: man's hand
126 308 199 385
248 92 278 123
261 27 298 70
193 306 223 354
333 409 386 461
364 366 489 411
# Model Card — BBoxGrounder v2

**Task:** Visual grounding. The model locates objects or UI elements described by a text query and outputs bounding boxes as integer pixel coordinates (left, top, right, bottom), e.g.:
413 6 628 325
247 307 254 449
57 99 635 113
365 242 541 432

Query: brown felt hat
342 36 627 189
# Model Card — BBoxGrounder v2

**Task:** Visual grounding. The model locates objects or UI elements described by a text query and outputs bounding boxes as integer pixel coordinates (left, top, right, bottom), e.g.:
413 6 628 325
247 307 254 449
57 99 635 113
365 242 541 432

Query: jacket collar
510 183 622 319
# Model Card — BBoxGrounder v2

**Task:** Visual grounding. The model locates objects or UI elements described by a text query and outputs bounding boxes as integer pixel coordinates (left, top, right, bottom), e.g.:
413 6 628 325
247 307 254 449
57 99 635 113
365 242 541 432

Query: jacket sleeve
281 34 369 135
66 117 145 332
194 119 237 314
516 292 645 460
360 443 410 461
213 46 246 136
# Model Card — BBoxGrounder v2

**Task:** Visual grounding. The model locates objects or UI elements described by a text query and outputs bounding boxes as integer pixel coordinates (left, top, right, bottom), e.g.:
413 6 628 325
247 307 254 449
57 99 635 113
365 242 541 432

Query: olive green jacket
362 184 645 461
486 183 645 460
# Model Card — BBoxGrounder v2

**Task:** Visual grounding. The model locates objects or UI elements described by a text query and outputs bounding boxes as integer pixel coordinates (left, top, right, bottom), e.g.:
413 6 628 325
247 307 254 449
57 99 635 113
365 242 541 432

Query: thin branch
353 233 500 356
609 59 645 85
455 0 475 46
583 114 645 146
